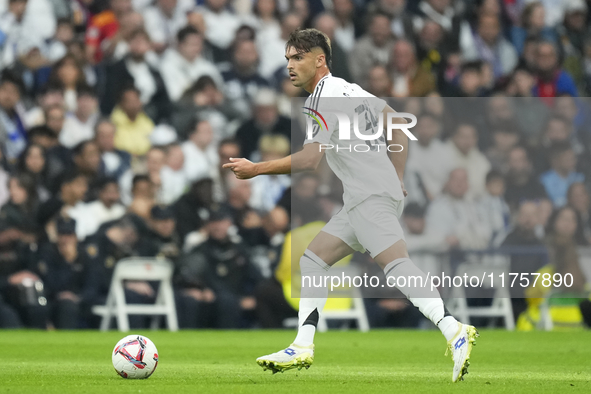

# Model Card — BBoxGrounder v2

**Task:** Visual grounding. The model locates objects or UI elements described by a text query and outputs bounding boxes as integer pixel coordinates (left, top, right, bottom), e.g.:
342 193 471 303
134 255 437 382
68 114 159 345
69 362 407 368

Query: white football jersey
303 73 404 211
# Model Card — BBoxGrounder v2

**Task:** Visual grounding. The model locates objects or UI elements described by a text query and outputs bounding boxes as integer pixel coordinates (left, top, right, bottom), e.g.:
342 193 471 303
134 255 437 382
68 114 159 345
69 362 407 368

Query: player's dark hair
286 28 332 70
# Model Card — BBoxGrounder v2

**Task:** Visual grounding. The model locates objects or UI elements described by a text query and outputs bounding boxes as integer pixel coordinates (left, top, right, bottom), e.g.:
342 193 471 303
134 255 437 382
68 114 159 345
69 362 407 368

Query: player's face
285 46 317 90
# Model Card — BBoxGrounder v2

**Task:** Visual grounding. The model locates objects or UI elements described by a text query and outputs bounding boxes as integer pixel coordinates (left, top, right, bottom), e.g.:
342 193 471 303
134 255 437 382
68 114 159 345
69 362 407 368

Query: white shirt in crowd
159 49 224 101
59 113 99 149
159 166 189 205
181 140 218 183
67 201 126 241
143 2 192 46
196 5 241 49
249 174 291 213
405 138 452 200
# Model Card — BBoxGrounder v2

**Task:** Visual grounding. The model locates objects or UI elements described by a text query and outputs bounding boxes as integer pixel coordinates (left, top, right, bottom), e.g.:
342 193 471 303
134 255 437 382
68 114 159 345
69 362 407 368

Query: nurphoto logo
303 100 417 153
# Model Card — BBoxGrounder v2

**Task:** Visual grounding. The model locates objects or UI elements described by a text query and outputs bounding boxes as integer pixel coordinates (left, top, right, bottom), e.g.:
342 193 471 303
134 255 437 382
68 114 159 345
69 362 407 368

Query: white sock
383 258 459 341
438 316 461 341
293 249 330 347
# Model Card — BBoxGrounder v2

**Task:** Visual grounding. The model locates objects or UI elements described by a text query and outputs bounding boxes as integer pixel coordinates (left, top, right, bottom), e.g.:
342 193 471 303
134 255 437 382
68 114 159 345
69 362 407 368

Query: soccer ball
112 335 159 379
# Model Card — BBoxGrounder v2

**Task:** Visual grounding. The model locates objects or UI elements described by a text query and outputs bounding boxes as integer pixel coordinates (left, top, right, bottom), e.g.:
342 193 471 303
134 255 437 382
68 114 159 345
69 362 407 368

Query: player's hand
400 181 408 197
222 158 258 179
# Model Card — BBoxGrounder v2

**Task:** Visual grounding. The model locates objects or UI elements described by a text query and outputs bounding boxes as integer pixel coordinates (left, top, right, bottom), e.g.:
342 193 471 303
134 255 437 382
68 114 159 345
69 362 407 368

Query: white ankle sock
438 316 460 341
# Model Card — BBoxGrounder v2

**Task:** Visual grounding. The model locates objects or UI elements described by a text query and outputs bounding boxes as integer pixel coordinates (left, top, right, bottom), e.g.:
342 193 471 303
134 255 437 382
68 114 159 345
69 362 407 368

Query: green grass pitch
1 330 590 393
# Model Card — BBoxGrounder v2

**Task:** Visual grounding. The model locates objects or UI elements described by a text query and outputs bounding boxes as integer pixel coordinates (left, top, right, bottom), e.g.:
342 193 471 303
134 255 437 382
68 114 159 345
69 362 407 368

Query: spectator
366 65 392 97
221 39 269 121
478 170 511 246
0 173 46 328
389 39 436 97
59 86 99 148
500 200 548 318
567 182 591 244
110 87 155 157
414 0 467 53
196 0 241 60
0 0 56 69
147 204 181 261
234 88 291 161
182 120 218 183
485 124 522 174
173 76 229 142
28 125 72 189
67 178 126 241
176 207 259 328
540 143 585 207
463 14 518 81
349 12 394 86
332 0 358 53
504 146 548 210
159 143 188 205
72 140 103 199
249 0 281 43
16 143 50 202
0 72 27 162
102 29 171 123
510 2 557 55
37 170 88 227
441 123 492 199
47 54 88 112
127 174 156 220
544 206 588 292
46 18 74 62
249 134 291 213
95 119 131 182
425 168 492 250
144 146 166 202
533 40 578 101
311 13 351 82
39 217 86 329
44 104 66 140
85 0 133 64
258 12 302 80
557 0 588 85
173 178 215 248
160 26 223 102
23 84 64 128
405 113 449 203
143 0 193 52
402 202 448 274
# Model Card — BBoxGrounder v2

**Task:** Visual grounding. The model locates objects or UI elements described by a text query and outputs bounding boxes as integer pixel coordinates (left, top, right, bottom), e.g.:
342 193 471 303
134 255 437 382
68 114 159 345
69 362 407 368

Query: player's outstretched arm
222 143 324 179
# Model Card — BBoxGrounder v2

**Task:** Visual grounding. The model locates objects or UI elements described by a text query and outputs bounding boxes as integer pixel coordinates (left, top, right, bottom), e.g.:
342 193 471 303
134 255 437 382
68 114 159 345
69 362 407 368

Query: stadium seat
447 254 515 330
92 257 179 332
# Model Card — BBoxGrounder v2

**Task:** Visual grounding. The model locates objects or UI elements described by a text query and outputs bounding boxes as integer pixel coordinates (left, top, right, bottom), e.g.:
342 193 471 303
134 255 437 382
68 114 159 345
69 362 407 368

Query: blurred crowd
0 0 590 330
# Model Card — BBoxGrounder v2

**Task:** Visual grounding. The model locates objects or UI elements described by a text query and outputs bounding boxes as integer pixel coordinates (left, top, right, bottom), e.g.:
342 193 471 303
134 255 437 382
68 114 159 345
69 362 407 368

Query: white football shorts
321 194 406 258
